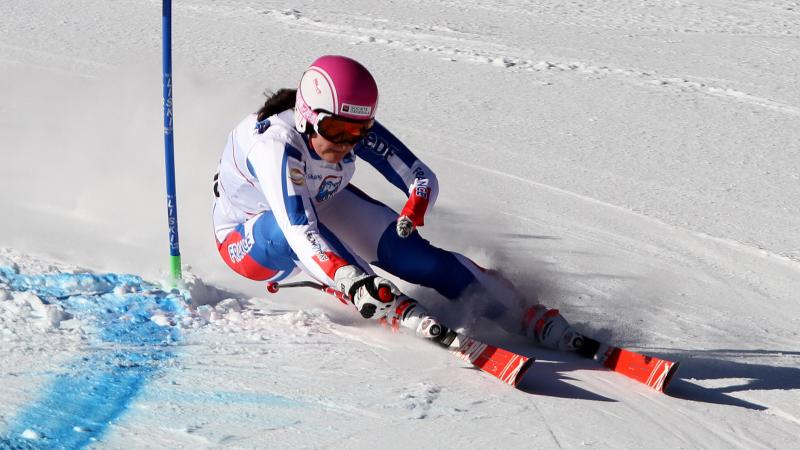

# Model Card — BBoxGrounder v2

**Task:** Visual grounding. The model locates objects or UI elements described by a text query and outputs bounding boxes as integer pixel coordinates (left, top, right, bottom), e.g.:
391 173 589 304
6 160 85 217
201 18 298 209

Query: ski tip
514 357 535 387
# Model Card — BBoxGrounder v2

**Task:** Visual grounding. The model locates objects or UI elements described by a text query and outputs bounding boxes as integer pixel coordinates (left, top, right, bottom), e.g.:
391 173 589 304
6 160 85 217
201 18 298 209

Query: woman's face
309 133 356 163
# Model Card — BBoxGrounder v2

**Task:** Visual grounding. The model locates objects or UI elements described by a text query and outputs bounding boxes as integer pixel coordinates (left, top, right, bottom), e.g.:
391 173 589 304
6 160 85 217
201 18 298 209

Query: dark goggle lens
317 116 374 144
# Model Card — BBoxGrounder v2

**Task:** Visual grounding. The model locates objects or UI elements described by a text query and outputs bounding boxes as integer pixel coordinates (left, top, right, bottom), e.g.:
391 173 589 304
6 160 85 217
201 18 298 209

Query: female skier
212 55 579 350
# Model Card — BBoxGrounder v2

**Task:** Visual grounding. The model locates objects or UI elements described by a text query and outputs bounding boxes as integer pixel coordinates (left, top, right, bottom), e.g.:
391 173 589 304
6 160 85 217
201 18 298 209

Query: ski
266 281 533 387
523 304 679 392
439 329 533 386
575 335 679 393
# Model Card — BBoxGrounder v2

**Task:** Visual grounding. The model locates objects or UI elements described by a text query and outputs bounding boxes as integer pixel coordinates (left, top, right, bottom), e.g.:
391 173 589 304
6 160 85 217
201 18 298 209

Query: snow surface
2 0 800 448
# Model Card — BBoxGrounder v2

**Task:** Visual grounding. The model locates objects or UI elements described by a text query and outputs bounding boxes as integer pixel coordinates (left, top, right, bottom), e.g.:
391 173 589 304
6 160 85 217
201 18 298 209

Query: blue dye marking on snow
0 267 188 449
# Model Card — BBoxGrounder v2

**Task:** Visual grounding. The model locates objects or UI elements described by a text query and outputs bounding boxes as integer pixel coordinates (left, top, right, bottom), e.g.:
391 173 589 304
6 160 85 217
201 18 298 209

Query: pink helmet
294 55 379 133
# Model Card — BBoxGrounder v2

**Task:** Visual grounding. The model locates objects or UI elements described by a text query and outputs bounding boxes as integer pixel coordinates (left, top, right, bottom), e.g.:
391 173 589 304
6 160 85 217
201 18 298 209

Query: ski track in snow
11 2 793 116
259 7 800 117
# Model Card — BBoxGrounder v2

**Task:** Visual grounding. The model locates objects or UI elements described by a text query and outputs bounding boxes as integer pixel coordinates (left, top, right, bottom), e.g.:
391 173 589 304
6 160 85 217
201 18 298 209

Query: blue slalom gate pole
162 0 182 285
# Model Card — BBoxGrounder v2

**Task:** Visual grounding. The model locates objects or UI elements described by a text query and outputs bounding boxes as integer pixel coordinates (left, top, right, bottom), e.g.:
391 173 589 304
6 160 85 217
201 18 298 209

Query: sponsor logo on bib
289 167 305 185
316 175 342 202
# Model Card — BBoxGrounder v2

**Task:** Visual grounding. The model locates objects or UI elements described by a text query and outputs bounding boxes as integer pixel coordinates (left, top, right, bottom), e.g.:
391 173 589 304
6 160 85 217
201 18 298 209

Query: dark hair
256 88 297 121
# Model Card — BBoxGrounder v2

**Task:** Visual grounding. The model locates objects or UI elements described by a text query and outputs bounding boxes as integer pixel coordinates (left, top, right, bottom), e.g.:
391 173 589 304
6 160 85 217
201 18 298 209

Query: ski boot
381 296 457 347
521 304 585 351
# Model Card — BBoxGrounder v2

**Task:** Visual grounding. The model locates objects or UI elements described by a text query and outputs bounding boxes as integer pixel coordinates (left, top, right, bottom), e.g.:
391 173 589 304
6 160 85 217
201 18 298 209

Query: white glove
396 215 414 239
334 265 400 319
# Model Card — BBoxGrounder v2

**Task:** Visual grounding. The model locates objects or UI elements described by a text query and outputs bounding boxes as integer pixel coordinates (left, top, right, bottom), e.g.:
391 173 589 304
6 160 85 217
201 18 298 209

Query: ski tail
579 337 679 392
445 332 533 386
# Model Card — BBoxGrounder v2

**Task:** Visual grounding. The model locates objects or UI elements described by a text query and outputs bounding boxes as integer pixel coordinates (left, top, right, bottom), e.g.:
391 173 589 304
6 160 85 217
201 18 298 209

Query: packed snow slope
1 0 799 448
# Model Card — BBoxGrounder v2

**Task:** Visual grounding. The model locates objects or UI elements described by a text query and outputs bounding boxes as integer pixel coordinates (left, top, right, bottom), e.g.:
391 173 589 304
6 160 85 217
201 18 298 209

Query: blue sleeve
353 121 420 195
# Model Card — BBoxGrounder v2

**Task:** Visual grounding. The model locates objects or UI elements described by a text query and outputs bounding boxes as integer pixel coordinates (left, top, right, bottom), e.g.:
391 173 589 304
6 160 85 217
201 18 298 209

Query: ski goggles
314 112 374 145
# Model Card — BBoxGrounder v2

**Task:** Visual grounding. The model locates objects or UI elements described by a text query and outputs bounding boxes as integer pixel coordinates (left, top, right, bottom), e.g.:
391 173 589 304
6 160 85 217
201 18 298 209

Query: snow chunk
21 429 43 440
44 304 69 329
151 313 172 327
491 57 515 68
3 291 68 330
534 61 557 70
196 305 213 322
178 269 236 307
216 298 242 314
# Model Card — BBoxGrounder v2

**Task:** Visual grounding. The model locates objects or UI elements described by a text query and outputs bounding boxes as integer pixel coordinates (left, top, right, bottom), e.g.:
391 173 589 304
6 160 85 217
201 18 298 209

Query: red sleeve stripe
312 251 350 280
